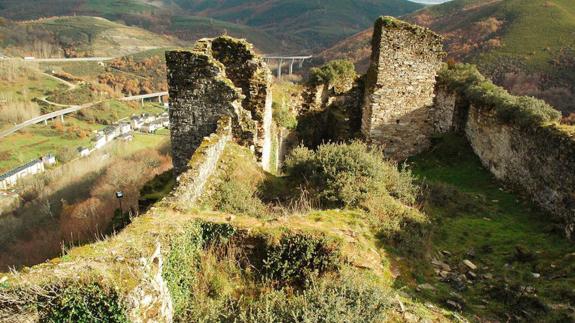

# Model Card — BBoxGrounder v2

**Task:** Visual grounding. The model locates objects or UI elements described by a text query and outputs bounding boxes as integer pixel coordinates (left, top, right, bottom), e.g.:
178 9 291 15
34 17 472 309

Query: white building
140 122 160 133
42 154 56 165
103 125 121 142
0 159 45 190
119 133 133 141
78 147 91 157
119 122 132 134
130 115 144 130
94 134 107 150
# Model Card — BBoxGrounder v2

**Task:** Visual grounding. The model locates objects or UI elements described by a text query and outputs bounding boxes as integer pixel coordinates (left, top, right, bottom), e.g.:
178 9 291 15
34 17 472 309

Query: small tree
309 59 356 94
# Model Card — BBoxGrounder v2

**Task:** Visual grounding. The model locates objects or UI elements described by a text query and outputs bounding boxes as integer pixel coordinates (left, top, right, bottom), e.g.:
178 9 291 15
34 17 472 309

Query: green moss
438 63 562 127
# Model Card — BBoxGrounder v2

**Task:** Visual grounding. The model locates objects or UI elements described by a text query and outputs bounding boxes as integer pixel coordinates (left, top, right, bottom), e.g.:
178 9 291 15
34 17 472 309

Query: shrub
39 283 128 323
438 63 562 127
55 146 77 163
284 142 418 208
236 274 391 322
200 222 236 245
309 59 356 94
262 233 341 286
210 179 267 217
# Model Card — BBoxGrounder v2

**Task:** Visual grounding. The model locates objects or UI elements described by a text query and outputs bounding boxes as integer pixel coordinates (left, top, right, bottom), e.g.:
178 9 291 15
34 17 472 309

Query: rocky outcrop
362 16 445 160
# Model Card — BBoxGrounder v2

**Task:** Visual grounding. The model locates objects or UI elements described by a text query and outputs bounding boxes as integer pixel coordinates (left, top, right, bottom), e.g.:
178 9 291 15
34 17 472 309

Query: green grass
84 0 154 17
0 119 98 172
0 75 65 103
404 134 575 321
41 61 107 80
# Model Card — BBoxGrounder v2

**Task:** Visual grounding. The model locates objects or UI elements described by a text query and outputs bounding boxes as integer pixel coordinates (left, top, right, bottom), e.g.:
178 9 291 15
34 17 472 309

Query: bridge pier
277 59 283 79
289 59 295 75
44 120 48 126
60 115 64 124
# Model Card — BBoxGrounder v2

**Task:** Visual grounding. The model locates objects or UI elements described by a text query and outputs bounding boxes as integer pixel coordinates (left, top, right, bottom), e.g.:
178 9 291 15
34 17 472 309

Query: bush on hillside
438 63 561 127
39 283 128 322
284 142 418 208
262 233 341 286
237 274 391 322
309 59 356 94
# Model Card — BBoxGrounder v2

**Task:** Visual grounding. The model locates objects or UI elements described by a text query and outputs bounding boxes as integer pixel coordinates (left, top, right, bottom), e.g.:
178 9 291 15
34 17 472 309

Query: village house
42 154 56 165
94 133 107 150
119 133 133 141
142 113 156 124
78 147 91 157
103 125 121 142
119 122 132 134
130 115 145 130
0 159 45 190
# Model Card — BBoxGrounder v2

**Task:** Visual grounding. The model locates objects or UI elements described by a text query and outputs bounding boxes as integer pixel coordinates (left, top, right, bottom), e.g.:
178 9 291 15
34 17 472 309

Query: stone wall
362 16 444 160
166 36 273 175
465 104 575 239
166 49 253 175
434 84 575 240
168 116 232 209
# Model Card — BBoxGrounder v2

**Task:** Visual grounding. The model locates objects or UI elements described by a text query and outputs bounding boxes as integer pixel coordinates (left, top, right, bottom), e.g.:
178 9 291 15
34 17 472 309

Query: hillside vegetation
320 0 575 114
0 0 424 53
0 16 179 58
175 0 423 50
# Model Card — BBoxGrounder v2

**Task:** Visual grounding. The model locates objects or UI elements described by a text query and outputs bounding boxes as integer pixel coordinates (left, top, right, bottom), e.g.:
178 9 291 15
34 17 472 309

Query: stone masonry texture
166 37 272 175
434 86 575 241
362 16 445 160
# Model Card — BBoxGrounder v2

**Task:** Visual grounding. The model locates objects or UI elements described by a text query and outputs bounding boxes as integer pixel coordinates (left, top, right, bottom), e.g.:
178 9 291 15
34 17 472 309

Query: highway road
0 92 168 139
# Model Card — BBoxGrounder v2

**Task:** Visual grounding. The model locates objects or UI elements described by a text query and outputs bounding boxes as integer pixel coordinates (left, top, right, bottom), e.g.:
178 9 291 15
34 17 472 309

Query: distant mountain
0 16 180 58
320 0 575 114
172 0 423 51
0 0 424 53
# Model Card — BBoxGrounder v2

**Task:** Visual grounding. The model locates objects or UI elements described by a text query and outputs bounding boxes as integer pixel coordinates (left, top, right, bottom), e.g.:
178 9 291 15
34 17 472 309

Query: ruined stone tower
166 37 273 175
362 16 445 160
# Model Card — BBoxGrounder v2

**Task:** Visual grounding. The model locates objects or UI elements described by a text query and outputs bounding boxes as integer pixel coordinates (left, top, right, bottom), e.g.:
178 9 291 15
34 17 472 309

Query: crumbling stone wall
168 117 232 209
362 16 445 160
433 84 575 240
465 105 575 240
166 49 255 175
210 37 273 168
167 37 273 175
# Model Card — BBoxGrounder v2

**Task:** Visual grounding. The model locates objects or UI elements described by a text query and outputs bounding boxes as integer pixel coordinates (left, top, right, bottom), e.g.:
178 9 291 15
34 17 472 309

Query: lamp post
115 191 124 212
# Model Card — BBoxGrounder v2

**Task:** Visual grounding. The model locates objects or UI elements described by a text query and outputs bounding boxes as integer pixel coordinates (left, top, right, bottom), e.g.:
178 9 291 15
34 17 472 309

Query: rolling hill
172 0 424 51
0 16 180 58
0 0 424 53
320 0 575 114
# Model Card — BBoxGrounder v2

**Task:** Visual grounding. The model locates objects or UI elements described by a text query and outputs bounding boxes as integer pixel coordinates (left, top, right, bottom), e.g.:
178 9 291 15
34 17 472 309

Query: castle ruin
166 36 272 175
362 17 445 159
